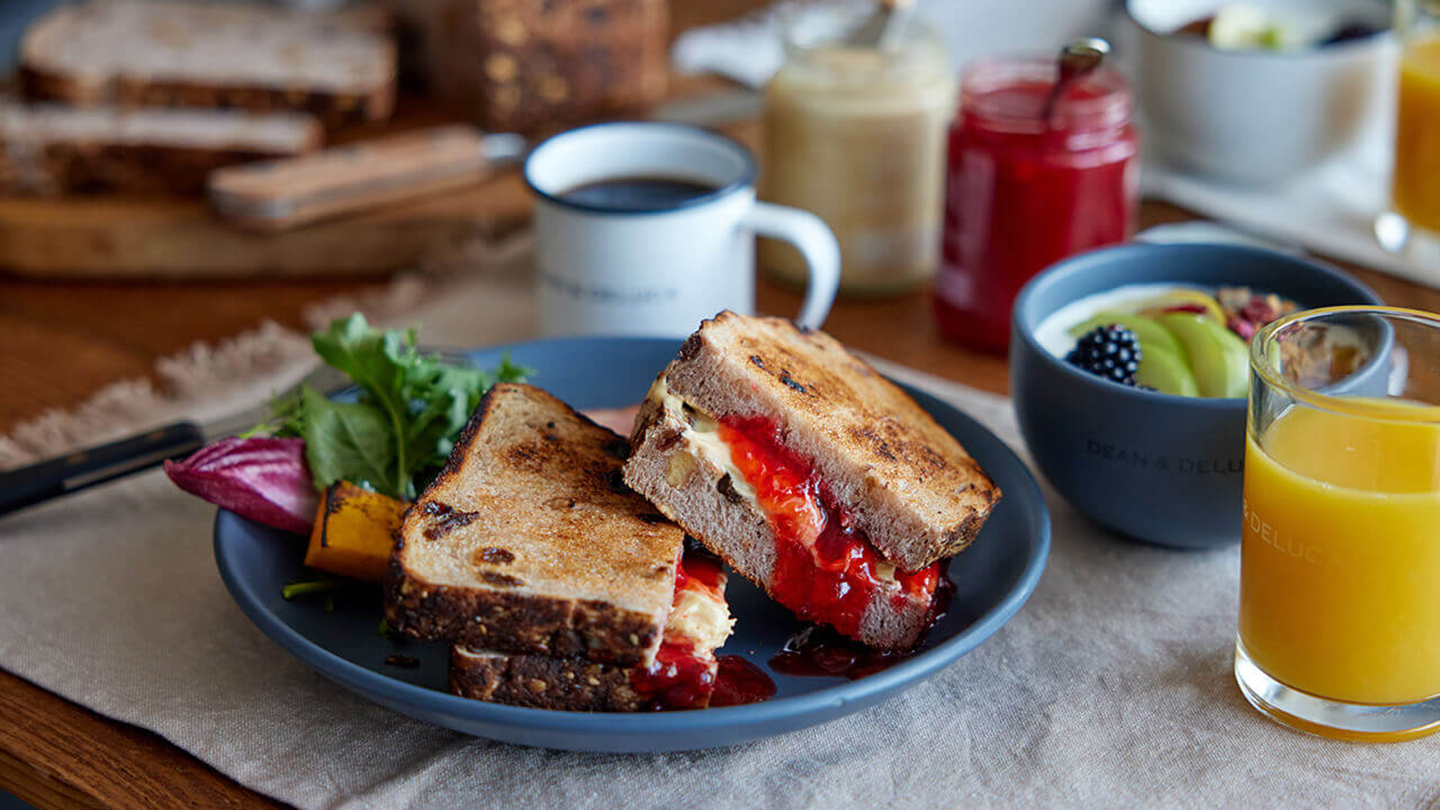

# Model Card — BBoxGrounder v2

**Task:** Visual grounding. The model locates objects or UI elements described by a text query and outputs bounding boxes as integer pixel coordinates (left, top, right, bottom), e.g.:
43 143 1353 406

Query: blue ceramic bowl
1010 243 1383 549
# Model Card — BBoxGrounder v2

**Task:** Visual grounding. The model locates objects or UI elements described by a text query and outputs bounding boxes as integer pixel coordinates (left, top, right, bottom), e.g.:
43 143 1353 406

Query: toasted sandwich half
624 312 1001 650
385 382 734 711
450 544 732 711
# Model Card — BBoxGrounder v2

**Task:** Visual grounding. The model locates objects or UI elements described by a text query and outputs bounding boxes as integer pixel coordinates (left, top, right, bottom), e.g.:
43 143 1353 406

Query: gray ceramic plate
213 337 1050 752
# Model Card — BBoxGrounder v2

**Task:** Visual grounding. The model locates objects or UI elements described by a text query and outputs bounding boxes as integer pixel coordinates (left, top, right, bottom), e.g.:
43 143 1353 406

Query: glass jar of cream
760 9 955 296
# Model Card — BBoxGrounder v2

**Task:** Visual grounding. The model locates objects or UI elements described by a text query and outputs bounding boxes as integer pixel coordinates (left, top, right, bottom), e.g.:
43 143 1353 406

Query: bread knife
208 126 528 231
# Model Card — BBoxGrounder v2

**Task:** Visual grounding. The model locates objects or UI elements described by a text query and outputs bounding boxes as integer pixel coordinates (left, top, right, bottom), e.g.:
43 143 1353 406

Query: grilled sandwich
624 312 1001 650
385 382 733 711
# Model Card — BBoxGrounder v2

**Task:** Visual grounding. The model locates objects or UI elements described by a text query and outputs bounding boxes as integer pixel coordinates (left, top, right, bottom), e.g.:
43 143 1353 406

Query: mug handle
740 202 840 330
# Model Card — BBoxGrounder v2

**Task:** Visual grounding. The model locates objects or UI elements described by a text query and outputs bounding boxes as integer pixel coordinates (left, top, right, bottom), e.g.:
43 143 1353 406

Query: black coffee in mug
559 175 718 211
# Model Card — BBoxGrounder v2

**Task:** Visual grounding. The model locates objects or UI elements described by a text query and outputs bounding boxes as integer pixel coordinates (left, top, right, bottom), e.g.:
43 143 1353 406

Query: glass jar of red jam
933 55 1138 352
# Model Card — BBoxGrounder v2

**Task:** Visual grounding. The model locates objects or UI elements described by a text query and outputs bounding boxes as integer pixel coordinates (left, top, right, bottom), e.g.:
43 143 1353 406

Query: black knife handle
0 422 206 517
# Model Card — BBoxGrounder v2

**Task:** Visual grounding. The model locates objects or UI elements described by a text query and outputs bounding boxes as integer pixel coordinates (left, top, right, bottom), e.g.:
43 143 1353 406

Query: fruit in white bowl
1055 285 1294 398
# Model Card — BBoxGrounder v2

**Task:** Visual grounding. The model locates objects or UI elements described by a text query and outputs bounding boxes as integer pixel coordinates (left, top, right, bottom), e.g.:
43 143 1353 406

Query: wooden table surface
4 5 1440 809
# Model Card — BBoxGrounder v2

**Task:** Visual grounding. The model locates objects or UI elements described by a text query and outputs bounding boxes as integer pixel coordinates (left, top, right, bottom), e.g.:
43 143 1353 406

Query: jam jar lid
959 54 1132 133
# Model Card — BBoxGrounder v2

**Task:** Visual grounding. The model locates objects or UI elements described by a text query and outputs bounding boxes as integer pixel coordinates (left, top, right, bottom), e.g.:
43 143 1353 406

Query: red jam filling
716 416 940 639
629 640 716 711
673 548 725 597
627 551 726 711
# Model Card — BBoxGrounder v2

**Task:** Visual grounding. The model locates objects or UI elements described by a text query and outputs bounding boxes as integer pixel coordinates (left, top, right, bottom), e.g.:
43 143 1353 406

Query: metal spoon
845 0 917 51
1041 37 1111 123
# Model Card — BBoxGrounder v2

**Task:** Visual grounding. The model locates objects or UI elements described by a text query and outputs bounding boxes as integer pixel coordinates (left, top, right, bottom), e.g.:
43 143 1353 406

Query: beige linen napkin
1 279 1438 807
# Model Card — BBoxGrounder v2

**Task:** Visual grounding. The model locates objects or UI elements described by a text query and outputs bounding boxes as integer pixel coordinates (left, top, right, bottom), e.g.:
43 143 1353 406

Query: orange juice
1393 36 1440 231
1239 403 1440 706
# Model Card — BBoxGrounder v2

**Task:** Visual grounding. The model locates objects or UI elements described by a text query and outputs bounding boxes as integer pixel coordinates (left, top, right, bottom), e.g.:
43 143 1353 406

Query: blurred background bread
404 0 669 136
19 0 397 125
0 102 321 195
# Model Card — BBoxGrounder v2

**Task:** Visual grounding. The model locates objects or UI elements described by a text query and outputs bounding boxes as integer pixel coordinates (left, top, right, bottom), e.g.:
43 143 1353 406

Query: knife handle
208 125 502 231
0 422 205 517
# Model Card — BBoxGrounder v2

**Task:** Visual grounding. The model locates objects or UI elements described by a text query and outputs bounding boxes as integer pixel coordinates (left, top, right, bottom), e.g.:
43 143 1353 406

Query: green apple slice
1136 344 1200 397
1157 313 1250 398
1068 312 1184 358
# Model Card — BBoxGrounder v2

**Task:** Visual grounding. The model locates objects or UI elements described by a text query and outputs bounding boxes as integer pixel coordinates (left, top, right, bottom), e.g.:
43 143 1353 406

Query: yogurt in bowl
1036 282 1369 399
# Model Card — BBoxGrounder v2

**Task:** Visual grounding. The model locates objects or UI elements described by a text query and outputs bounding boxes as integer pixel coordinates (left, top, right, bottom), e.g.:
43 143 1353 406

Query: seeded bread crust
385 383 684 668
449 645 717 712
419 0 669 136
450 645 641 711
648 311 1001 572
624 396 932 650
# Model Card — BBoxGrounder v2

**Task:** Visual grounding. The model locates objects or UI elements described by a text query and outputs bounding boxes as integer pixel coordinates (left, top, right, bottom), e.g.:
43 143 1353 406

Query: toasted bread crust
448 645 717 712
385 383 684 667
657 311 1001 571
385 554 663 665
624 398 931 650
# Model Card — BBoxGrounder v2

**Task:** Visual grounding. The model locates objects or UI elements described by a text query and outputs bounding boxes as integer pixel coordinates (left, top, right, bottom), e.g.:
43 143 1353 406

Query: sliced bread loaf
21 0 396 124
0 102 321 195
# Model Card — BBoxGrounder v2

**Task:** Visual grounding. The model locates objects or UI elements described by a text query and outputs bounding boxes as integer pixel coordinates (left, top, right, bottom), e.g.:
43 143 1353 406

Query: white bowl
1124 0 1394 184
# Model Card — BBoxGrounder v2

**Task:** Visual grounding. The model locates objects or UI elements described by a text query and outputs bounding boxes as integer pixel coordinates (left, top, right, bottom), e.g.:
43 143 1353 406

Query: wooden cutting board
0 170 533 279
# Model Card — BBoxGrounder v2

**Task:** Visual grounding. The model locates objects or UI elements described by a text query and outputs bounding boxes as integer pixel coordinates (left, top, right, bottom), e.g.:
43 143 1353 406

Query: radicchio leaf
165 437 317 535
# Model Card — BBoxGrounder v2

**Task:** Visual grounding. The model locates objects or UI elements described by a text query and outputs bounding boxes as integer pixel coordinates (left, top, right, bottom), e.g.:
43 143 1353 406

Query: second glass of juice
1385 0 1440 257
1238 306 1440 741
1393 0 1440 235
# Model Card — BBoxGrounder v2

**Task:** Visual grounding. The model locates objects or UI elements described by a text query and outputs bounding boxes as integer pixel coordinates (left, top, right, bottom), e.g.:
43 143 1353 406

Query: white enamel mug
525 122 840 337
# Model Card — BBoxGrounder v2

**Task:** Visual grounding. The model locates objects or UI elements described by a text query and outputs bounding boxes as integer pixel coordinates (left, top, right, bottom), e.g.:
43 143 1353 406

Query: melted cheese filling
665 587 735 652
648 376 757 502
646 376 900 588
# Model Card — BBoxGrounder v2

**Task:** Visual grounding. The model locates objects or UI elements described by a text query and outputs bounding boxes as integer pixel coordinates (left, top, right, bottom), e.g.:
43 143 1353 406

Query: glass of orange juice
1238 306 1440 741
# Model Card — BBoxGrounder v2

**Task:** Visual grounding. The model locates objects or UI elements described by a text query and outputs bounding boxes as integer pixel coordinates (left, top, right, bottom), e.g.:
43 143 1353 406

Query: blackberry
1065 324 1142 386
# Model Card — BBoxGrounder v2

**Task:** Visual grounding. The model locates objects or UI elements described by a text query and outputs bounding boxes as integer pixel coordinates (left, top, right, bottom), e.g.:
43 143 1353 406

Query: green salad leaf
299 387 395 495
260 313 531 500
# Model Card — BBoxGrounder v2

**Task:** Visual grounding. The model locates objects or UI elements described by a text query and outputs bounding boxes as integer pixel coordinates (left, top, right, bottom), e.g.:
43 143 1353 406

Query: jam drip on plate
771 563 956 679
710 656 777 706
716 416 940 639
627 550 727 711
769 626 908 680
